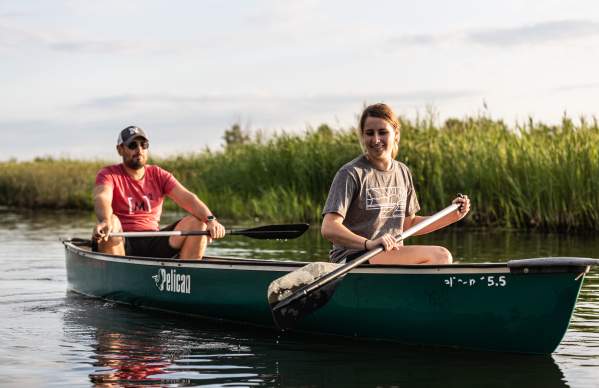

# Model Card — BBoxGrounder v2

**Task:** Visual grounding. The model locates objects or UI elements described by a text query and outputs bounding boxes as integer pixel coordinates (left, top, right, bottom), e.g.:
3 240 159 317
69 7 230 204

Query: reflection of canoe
63 294 568 388
64 239 598 354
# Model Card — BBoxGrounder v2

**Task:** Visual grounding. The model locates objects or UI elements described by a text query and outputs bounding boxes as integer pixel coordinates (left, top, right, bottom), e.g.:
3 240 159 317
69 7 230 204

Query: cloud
48 40 145 53
245 1 321 28
46 38 190 54
389 19 599 48
388 33 449 47
552 82 599 92
467 19 599 47
77 94 257 110
0 22 187 53
78 90 480 111
0 12 30 18
1 87 482 161
0 23 46 47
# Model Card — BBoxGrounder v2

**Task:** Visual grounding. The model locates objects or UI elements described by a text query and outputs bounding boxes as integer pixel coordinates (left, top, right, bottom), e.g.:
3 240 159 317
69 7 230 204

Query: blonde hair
357 103 401 159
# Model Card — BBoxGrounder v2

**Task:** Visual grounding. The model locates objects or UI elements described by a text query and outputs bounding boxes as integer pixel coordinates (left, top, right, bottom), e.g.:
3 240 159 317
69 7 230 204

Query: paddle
110 223 309 240
268 203 460 330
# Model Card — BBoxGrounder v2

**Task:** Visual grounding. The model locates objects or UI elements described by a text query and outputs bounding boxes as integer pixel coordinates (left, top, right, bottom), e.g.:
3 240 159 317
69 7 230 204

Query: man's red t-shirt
95 164 179 231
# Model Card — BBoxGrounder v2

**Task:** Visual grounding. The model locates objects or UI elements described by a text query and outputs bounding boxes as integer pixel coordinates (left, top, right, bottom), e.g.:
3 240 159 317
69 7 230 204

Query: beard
124 155 145 170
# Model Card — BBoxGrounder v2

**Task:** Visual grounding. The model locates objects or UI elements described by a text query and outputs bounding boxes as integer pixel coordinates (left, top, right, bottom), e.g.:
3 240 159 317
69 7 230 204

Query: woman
321 103 470 264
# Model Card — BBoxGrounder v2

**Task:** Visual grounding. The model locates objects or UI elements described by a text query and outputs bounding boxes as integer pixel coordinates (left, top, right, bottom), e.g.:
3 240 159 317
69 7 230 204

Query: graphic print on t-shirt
128 195 152 214
366 186 406 218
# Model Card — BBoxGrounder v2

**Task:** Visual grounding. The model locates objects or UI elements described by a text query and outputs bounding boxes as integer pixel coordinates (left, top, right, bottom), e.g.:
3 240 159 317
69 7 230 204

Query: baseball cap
117 126 149 146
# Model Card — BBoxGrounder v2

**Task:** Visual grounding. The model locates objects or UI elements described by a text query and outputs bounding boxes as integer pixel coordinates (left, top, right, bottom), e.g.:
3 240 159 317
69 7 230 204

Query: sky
1 0 598 161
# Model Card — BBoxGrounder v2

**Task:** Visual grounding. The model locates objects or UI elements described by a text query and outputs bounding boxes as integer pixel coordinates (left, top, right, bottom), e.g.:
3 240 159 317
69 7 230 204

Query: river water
0 209 598 387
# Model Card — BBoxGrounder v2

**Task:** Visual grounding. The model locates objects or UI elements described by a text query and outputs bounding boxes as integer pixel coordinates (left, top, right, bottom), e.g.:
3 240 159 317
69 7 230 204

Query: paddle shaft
109 229 299 237
109 223 309 239
111 230 214 237
283 203 460 302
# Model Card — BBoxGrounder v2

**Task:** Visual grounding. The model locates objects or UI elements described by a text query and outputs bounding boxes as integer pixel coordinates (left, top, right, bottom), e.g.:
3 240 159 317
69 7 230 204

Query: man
92 125 225 259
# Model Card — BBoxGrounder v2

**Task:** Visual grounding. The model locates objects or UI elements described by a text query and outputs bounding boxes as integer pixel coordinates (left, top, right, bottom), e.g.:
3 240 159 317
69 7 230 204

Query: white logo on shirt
127 195 152 214
366 187 406 218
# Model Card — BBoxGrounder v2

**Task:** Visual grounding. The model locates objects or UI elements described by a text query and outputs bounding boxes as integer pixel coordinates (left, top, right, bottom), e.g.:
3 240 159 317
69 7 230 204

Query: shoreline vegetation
1 115 598 231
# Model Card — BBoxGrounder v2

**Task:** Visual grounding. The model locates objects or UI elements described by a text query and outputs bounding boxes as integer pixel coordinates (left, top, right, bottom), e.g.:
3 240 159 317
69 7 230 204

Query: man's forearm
95 203 112 223
175 191 212 221
93 185 114 224
94 193 113 223
189 197 212 221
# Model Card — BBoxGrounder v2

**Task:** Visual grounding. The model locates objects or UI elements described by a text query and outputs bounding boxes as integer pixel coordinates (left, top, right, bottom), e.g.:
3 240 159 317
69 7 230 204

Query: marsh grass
1 116 597 230
0 158 104 209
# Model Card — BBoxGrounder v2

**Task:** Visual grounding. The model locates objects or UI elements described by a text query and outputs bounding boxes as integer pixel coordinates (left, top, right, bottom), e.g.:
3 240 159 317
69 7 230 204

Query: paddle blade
271 278 342 331
267 262 341 330
235 223 309 240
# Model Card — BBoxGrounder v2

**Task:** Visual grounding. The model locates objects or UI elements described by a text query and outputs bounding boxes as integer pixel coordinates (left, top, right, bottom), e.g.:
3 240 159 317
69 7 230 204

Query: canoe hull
64 241 589 354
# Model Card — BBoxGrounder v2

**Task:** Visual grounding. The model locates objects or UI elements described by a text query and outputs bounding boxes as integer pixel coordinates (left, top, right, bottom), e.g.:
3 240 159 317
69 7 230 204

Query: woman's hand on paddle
453 194 470 220
365 233 398 251
93 221 111 242
206 219 226 243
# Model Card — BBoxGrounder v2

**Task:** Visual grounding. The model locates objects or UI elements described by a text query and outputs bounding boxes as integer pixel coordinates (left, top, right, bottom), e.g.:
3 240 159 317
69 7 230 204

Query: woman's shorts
334 250 369 264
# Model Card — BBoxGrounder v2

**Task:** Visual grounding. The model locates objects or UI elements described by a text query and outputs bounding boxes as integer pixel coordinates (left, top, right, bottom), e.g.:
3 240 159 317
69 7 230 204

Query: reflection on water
64 294 569 388
0 208 598 387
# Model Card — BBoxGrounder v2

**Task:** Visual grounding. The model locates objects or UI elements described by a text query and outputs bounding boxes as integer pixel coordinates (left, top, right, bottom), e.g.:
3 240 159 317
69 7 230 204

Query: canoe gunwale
508 257 599 267
63 240 596 275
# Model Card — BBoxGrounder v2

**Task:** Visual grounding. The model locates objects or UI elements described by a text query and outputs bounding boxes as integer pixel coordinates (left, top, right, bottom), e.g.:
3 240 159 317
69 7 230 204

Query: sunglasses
126 140 149 150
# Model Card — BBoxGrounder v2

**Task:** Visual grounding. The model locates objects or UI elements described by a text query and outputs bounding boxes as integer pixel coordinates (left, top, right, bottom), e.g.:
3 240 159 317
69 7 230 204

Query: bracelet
364 239 369 250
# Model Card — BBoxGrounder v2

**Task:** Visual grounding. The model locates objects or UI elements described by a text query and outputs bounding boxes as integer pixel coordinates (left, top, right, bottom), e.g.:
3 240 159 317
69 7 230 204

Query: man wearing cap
92 125 226 259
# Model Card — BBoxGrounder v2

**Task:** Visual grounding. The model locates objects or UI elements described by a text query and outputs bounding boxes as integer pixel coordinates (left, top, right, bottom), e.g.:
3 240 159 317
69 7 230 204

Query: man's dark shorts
92 220 181 258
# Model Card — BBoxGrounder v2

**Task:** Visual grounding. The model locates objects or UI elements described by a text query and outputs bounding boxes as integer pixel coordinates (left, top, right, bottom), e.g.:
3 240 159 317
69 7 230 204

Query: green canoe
63 239 598 354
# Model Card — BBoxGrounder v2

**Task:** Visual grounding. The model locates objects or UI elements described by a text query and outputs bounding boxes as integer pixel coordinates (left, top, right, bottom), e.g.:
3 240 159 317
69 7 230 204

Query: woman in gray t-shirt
321 103 470 264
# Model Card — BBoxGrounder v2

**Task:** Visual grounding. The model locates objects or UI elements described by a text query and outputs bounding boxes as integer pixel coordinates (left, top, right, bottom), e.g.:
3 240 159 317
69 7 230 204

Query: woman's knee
432 246 453 264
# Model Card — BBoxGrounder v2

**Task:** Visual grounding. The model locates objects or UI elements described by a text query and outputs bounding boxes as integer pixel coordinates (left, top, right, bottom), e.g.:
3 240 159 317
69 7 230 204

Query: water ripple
1 210 599 387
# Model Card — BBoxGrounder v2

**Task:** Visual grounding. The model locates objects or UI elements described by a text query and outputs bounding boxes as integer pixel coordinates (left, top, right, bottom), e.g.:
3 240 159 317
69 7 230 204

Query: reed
0 158 103 209
1 116 597 230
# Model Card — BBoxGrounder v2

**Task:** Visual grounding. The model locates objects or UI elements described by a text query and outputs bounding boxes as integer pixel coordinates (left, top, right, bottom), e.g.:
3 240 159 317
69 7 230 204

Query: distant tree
316 124 333 138
444 118 464 132
223 123 250 148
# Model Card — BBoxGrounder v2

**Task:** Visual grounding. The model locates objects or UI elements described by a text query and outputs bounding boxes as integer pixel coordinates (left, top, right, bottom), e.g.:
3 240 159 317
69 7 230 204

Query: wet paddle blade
267 261 341 330
270 277 343 330
234 223 310 240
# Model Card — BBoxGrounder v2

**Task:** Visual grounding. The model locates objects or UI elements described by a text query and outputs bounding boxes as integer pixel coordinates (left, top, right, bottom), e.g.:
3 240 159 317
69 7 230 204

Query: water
0 209 598 387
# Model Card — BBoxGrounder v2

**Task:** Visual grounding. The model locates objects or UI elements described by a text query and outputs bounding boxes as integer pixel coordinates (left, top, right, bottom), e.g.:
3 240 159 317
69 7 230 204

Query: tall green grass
1 116 598 230
0 157 104 209
399 116 599 230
